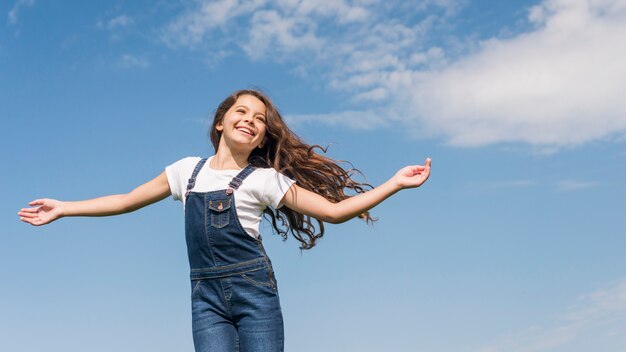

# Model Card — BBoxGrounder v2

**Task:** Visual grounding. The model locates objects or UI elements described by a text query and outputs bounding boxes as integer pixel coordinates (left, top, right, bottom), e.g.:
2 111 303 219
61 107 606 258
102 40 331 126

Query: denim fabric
185 160 284 352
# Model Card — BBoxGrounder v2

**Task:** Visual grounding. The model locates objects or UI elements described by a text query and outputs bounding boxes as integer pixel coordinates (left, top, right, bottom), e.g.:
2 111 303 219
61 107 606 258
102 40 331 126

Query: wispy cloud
161 0 456 66
161 0 626 150
479 277 626 352
161 0 267 48
491 179 536 189
118 54 150 69
97 14 134 31
7 0 35 26
285 110 389 130
96 14 135 42
555 179 597 192
464 179 536 193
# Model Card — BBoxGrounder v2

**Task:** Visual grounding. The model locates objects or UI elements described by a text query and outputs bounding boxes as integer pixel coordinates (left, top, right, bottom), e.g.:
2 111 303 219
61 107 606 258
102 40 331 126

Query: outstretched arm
281 158 431 224
18 171 171 226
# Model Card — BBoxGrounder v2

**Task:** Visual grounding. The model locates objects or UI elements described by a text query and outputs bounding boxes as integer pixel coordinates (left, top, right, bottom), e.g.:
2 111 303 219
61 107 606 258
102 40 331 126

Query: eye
236 109 245 114
256 116 266 123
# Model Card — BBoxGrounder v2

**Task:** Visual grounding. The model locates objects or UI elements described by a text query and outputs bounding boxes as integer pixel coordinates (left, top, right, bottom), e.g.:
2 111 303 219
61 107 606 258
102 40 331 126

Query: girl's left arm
281 158 431 224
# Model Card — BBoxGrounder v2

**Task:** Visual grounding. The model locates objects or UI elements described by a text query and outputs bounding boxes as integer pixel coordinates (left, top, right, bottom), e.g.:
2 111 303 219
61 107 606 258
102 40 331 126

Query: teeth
236 127 254 136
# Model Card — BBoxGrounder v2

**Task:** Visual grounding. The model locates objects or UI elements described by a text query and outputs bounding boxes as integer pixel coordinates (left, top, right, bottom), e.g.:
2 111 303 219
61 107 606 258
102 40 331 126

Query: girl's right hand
18 199 65 226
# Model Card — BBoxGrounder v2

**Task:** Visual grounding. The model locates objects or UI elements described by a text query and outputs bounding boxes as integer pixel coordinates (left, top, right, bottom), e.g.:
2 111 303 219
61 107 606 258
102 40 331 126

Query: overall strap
185 158 208 198
226 164 256 195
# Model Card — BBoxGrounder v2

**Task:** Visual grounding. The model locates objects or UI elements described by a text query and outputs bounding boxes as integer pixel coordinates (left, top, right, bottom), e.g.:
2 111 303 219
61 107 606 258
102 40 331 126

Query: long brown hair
209 89 374 249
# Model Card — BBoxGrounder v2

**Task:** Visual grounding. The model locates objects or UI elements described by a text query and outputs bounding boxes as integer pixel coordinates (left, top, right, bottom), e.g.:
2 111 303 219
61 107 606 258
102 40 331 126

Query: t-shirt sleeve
165 157 200 202
264 170 296 209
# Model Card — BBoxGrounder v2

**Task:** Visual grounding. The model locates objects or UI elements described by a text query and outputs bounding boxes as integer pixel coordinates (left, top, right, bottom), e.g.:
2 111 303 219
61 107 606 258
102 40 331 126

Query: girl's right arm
18 171 171 226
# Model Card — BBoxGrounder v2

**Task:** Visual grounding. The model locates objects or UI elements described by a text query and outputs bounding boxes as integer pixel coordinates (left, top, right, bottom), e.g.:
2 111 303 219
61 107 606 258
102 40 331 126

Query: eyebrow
234 105 266 118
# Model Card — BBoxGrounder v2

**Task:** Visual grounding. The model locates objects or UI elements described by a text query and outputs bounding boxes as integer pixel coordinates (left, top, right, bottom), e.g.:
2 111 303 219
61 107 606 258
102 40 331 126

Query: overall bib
184 158 284 352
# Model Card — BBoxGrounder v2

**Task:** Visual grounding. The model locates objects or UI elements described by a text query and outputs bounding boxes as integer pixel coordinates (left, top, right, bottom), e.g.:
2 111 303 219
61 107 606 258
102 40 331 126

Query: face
216 94 267 151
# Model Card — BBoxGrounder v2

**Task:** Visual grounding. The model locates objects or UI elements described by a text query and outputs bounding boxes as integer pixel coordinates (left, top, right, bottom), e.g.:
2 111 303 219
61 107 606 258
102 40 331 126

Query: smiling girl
18 89 431 352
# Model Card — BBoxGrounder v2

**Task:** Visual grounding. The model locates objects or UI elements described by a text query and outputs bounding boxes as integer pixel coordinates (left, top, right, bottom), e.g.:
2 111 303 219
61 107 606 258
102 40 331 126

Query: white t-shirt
165 156 296 238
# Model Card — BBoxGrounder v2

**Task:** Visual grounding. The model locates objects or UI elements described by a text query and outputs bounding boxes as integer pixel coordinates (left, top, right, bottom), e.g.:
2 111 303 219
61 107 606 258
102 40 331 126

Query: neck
211 143 250 170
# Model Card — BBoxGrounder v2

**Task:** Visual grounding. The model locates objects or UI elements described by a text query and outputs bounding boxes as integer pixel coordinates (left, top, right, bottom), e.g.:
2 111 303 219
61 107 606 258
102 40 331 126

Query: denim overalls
184 158 284 352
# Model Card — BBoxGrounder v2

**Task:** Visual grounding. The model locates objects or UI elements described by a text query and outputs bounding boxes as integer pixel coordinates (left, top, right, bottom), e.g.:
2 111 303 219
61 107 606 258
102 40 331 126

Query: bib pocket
209 198 231 228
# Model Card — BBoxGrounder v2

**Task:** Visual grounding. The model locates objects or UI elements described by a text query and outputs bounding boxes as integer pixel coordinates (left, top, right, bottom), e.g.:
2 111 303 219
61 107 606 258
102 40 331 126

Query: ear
215 121 224 132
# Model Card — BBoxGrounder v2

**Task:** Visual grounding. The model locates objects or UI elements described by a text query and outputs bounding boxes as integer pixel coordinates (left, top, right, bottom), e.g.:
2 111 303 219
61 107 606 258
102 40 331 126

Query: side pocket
241 268 273 288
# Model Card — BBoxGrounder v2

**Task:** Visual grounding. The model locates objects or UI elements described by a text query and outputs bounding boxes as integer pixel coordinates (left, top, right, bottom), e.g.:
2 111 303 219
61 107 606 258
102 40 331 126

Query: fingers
418 158 432 179
414 157 431 186
410 166 426 173
18 211 39 219
28 199 45 206
19 199 46 226
19 216 43 226
18 205 42 220
18 209 43 226
19 199 59 226
409 158 432 174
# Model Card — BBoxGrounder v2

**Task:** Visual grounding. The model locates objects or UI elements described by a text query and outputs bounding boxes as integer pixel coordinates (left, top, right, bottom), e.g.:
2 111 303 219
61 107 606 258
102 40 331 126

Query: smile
236 126 255 136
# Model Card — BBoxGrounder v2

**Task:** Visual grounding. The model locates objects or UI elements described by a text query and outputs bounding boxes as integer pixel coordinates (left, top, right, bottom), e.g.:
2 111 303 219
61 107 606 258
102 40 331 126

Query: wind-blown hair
209 89 374 249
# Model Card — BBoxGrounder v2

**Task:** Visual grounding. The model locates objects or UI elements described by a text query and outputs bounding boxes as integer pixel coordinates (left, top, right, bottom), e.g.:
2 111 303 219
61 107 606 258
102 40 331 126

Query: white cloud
7 0 35 25
161 0 626 149
479 277 626 352
407 0 626 147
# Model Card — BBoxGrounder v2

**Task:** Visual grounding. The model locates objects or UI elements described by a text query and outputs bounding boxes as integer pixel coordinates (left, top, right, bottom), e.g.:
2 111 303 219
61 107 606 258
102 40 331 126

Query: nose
242 115 254 125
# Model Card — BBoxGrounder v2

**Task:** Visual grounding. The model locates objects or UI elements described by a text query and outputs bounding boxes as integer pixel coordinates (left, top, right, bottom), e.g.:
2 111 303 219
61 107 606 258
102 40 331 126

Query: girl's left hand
392 158 431 190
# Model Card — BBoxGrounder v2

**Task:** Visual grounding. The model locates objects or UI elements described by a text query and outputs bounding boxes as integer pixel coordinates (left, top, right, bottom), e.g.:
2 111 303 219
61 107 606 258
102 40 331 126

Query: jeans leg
193 322 238 352
231 268 284 352
192 279 238 352
238 318 284 352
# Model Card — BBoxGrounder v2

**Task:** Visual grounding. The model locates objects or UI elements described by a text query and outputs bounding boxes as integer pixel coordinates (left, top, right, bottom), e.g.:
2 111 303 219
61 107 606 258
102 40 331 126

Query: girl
18 89 431 352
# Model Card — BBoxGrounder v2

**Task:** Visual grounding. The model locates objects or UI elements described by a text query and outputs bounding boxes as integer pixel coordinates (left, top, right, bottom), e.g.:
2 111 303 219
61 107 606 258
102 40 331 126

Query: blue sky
2 0 626 351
